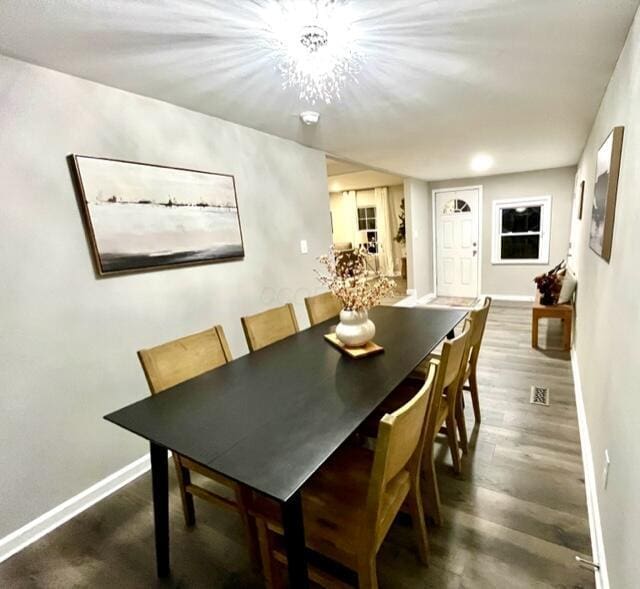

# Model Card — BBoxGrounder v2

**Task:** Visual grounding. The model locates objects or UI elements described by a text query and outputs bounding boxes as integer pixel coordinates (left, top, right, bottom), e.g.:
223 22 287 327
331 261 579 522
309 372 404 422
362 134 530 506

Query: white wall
0 55 332 538
430 167 575 297
404 178 433 296
570 8 640 587
329 191 357 246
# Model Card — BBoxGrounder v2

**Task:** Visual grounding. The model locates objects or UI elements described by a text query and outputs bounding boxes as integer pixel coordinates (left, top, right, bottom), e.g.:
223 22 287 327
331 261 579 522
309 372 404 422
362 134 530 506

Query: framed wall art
589 126 624 262
70 155 244 275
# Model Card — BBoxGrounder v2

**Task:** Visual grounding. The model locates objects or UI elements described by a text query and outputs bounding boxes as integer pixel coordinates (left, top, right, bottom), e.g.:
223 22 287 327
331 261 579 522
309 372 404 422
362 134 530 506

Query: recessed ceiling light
470 153 494 173
300 110 320 125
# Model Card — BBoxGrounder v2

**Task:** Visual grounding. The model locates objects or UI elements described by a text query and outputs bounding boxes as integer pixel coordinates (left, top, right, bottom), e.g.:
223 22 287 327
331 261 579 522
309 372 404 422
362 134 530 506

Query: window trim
491 196 552 265
357 206 378 253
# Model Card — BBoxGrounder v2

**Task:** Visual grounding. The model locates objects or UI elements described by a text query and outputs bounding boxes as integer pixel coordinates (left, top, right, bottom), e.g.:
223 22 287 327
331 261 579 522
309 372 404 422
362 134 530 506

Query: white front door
435 188 480 297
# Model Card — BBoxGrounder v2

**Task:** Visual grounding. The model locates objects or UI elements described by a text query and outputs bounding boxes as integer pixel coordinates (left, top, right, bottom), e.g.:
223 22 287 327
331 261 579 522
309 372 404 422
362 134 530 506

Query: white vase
335 309 376 348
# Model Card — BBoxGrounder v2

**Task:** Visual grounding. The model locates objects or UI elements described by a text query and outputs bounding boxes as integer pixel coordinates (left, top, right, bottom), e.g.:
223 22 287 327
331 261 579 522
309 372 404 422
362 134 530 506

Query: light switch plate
300 240 308 254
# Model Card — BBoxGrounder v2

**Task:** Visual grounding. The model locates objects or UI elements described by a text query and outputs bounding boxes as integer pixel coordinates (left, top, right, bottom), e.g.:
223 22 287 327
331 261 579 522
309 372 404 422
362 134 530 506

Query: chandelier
264 0 362 104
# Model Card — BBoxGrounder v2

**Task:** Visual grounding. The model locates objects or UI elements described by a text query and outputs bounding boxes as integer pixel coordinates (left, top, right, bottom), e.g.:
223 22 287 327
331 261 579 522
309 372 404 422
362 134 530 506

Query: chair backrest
366 363 437 541
435 321 471 395
138 325 232 394
304 291 342 326
468 297 492 366
424 321 472 438
241 303 299 352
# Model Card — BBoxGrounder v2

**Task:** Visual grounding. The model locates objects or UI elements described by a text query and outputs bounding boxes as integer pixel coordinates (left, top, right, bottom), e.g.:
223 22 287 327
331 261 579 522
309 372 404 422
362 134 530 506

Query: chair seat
409 353 440 380
410 353 471 384
360 372 457 438
358 380 424 438
251 446 410 567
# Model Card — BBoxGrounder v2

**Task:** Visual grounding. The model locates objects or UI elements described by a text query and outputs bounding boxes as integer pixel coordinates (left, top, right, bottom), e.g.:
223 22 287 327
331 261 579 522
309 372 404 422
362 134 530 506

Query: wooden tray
324 333 384 358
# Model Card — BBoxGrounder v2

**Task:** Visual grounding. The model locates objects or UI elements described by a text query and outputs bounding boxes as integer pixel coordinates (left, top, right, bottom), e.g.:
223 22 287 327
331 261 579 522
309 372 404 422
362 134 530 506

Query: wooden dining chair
137 325 259 567
462 296 492 422
368 321 472 526
252 363 438 589
304 291 341 326
418 321 471 525
241 303 299 352
411 297 492 424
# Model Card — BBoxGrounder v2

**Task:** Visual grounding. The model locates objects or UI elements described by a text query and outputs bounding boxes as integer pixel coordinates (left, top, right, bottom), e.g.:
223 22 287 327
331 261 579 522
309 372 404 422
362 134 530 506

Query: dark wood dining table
104 305 466 588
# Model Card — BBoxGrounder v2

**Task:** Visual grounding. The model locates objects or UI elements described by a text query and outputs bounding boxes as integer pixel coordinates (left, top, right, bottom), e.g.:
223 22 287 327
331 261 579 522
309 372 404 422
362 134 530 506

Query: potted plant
534 261 565 305
317 247 395 347
394 198 407 279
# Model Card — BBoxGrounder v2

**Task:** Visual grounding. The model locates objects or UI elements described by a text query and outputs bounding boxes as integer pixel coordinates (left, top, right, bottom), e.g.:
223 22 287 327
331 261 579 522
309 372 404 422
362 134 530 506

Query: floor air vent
530 386 550 406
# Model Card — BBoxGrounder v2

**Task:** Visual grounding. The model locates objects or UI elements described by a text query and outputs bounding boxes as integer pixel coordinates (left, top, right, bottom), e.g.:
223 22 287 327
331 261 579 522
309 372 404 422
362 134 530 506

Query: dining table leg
281 491 309 588
150 442 170 578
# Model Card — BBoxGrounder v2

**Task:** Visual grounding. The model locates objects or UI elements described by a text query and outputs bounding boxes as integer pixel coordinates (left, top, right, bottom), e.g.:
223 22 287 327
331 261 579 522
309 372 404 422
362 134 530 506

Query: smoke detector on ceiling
300 110 320 125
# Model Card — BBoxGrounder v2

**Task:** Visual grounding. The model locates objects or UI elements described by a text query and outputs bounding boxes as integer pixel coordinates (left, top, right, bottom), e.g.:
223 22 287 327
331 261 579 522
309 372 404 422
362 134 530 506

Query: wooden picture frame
577 179 585 220
69 155 245 276
589 126 624 262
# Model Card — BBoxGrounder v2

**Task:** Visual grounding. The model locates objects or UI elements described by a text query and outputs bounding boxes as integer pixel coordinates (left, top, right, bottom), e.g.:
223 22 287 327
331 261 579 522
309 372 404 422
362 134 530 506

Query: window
492 196 551 264
357 206 378 253
442 198 471 214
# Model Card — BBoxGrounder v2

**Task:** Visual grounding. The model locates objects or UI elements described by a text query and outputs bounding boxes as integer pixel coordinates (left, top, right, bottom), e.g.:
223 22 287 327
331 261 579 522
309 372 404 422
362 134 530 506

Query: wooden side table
532 293 573 351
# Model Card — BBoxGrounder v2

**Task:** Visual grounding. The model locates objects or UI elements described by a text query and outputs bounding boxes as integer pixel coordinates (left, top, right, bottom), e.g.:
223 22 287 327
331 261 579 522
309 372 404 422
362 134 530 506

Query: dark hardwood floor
0 302 594 588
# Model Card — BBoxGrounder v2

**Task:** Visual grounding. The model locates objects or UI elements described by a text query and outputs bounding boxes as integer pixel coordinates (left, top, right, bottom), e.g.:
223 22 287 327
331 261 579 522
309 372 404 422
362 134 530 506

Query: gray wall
570 8 640 586
0 55 331 538
404 178 433 296
430 166 576 297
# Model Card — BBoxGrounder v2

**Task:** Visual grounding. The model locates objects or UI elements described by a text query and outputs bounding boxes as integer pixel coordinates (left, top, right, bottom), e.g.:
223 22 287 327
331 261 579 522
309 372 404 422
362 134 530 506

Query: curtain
374 187 395 276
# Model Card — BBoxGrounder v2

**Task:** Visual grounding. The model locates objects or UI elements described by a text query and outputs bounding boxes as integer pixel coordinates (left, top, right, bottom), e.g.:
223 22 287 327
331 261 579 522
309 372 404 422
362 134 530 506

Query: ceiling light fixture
470 153 494 173
264 0 363 104
300 110 320 125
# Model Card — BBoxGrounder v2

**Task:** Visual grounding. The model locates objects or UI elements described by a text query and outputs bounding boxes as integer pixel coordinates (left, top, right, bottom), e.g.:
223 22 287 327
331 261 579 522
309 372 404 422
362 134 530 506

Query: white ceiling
1 0 638 180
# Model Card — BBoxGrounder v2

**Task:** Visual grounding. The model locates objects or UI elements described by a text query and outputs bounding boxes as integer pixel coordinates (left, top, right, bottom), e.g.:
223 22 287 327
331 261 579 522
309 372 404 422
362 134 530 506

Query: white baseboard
482 293 535 302
571 350 608 589
0 453 151 565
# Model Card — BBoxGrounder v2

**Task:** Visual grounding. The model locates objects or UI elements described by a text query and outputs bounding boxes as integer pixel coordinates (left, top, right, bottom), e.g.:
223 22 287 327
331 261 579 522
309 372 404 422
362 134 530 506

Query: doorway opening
325 156 407 299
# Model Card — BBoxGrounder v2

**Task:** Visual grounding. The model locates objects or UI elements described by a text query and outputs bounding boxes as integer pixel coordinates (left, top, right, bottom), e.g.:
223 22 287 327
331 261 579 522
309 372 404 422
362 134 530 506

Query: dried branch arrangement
316 246 396 311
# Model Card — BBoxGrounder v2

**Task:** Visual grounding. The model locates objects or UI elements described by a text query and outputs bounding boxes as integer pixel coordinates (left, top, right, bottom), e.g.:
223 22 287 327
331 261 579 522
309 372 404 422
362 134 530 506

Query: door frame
431 185 483 297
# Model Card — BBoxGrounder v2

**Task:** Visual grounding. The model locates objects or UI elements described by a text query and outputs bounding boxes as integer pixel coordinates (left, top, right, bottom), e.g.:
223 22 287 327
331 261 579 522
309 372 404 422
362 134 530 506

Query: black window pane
367 218 376 230
501 235 540 259
367 207 375 218
502 206 541 233
358 219 367 230
365 231 377 253
358 208 366 219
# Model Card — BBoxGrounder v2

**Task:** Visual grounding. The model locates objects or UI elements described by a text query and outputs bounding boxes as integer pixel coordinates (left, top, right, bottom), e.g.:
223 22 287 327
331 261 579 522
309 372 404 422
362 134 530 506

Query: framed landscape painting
589 126 624 262
70 155 244 275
